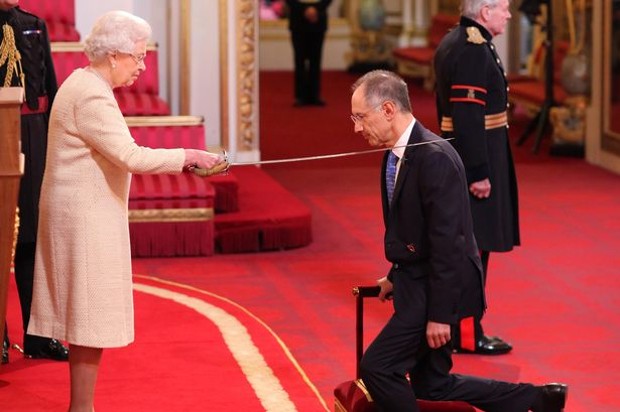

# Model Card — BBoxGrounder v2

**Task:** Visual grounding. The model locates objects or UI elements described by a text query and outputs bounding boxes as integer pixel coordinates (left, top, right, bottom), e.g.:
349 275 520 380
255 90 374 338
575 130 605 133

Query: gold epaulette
466 27 486 45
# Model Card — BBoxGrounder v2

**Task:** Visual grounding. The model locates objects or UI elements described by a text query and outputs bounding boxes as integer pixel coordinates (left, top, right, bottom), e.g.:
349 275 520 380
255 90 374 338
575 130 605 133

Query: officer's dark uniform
434 16 519 354
285 0 332 106
1 6 67 361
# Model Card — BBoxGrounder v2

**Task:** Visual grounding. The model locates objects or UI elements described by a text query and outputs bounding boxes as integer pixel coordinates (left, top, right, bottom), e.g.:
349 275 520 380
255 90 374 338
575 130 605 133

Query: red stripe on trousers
460 316 476 351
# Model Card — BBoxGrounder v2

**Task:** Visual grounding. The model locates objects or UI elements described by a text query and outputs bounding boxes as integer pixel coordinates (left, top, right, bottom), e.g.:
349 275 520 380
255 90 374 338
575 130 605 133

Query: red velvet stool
334 379 476 412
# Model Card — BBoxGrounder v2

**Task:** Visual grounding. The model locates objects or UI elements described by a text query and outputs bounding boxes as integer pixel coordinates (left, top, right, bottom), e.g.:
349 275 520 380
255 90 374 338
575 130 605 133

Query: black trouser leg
306 31 325 102
413 345 539 412
14 242 49 353
361 269 537 412
360 313 425 411
360 273 431 411
291 31 308 102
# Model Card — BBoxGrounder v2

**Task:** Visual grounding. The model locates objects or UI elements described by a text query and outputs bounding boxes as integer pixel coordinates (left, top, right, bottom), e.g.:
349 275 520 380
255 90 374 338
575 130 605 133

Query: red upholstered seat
508 41 570 112
510 81 567 107
18 0 81 41
392 47 435 65
392 14 459 89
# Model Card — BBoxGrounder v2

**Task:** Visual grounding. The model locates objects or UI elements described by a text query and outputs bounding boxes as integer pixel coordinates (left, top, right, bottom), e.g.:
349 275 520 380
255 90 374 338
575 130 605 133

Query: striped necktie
386 151 398 203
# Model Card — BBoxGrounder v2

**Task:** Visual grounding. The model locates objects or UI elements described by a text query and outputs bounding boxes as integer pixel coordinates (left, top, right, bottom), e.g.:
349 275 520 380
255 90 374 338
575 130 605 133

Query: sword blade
191 138 453 177
229 138 453 166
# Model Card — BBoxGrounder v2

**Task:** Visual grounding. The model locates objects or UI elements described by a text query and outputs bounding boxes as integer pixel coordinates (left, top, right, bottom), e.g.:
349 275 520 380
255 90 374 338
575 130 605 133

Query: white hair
461 0 502 19
83 10 151 63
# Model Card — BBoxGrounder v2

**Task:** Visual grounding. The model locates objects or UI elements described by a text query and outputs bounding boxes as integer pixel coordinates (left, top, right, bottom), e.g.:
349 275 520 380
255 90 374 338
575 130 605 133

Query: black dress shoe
25 339 69 361
533 383 568 412
1 340 8 365
453 335 512 355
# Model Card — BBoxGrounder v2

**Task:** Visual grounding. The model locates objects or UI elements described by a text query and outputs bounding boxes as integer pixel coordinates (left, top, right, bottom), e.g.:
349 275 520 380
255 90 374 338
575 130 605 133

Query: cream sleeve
73 84 185 175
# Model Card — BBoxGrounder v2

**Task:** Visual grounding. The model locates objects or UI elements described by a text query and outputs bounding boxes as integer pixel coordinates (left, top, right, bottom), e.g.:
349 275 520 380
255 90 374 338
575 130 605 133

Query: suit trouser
452 250 490 349
359 271 538 412
290 30 325 102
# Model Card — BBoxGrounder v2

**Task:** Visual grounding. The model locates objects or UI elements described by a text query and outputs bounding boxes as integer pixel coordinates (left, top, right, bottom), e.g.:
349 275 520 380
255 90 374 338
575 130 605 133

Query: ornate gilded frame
602 0 620 154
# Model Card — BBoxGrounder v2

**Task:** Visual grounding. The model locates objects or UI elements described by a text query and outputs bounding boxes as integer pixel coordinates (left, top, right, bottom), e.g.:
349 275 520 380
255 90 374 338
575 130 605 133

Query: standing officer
285 0 332 106
1 0 68 363
434 0 517 355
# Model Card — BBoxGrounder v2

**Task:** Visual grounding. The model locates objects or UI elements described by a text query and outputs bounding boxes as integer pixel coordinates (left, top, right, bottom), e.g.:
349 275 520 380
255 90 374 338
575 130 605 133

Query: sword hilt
192 161 230 177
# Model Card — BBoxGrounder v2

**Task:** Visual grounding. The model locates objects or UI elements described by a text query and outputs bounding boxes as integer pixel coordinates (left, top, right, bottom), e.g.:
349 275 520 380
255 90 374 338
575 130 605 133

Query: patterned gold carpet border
133 274 329 412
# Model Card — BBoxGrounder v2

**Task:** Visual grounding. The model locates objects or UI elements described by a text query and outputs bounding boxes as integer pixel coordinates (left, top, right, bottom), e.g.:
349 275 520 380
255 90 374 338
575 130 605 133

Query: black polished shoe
453 335 512 355
1 340 8 365
25 339 69 361
534 383 568 412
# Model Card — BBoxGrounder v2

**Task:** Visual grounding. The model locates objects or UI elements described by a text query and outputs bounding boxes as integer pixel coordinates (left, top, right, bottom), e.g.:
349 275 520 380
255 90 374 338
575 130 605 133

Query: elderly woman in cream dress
28 10 223 411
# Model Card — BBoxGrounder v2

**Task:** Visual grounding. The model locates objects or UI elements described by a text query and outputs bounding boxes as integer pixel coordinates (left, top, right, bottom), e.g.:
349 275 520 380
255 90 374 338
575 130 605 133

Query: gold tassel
0 23 25 88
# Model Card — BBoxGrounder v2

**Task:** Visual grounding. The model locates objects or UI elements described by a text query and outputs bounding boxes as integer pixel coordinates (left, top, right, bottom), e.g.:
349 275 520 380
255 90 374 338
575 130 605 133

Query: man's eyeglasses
350 104 383 125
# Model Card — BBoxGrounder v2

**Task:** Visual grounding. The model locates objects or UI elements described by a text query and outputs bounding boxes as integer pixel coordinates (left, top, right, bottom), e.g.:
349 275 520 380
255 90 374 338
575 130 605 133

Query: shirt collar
391 117 416 160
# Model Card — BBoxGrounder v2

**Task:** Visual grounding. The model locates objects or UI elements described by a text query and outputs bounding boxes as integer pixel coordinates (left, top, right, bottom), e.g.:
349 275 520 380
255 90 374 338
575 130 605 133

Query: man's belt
21 95 49 115
440 111 508 132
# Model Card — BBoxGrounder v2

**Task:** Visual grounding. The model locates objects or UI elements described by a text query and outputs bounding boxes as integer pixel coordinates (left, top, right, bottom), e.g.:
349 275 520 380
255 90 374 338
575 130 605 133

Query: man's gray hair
351 70 412 112
461 0 502 19
84 10 152 63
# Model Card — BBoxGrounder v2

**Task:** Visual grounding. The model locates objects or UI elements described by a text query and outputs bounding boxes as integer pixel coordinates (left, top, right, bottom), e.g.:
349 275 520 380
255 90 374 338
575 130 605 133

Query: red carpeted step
128 173 215 257
214 166 312 253
208 174 240 213
50 43 171 116
126 116 240 213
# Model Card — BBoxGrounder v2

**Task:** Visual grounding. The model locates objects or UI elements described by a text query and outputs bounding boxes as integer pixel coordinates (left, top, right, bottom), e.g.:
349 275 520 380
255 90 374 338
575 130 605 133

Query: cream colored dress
28 68 185 348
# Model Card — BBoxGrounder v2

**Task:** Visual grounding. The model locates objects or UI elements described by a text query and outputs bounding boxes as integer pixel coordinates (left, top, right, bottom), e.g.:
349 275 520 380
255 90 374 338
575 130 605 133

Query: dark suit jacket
382 121 485 325
285 0 332 33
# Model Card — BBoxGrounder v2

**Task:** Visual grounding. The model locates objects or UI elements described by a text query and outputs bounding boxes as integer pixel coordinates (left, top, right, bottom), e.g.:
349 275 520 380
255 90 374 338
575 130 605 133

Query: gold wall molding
236 0 257 151
219 0 230 149
180 0 191 115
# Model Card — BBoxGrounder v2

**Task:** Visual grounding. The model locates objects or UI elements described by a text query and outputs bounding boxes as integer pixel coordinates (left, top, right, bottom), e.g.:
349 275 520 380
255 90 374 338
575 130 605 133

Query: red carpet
2 274 327 411
2 71 620 411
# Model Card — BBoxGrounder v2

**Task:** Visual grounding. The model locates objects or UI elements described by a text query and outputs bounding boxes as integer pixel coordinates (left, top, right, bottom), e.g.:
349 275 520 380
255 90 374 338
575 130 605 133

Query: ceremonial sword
191 138 454 177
